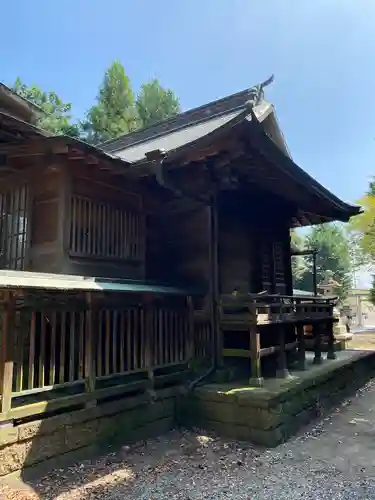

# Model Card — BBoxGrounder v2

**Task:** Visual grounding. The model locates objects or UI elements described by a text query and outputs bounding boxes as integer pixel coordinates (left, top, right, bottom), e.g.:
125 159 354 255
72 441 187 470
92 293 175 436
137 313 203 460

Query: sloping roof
0 83 43 123
0 110 46 142
100 81 359 223
101 80 286 158
0 270 191 295
0 134 133 181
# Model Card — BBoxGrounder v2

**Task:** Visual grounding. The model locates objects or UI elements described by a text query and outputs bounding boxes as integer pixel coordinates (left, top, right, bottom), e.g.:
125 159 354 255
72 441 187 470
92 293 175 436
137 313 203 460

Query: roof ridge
101 77 274 153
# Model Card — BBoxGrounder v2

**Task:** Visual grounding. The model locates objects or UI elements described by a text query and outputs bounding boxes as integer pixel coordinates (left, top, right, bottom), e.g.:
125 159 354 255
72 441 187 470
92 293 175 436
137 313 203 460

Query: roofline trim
0 83 45 116
101 78 274 153
247 117 361 218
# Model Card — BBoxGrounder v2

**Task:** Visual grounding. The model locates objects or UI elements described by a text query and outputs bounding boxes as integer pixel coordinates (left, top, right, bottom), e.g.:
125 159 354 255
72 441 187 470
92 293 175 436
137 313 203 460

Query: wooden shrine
0 81 362 472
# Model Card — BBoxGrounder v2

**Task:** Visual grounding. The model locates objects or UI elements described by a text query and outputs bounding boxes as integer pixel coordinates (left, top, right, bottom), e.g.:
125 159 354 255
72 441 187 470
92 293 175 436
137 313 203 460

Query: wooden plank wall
28 168 61 273
147 203 211 289
218 213 252 294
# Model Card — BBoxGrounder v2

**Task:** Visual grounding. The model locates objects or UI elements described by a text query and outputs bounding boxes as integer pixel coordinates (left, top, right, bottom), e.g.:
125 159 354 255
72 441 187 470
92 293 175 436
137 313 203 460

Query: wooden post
208 189 222 369
276 324 290 378
296 324 306 370
312 252 318 296
84 292 96 406
312 322 323 365
327 318 336 360
0 291 15 415
186 296 194 368
249 324 263 387
144 294 155 397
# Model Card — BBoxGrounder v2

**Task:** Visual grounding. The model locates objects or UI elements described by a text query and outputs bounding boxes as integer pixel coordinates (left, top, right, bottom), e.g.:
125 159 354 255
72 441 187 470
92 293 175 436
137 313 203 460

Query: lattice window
273 241 286 294
0 185 29 270
260 241 273 292
69 195 144 262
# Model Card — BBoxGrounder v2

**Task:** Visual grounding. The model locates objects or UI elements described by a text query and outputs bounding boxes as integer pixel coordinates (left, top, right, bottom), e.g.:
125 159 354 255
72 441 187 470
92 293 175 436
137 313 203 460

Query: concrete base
177 351 375 447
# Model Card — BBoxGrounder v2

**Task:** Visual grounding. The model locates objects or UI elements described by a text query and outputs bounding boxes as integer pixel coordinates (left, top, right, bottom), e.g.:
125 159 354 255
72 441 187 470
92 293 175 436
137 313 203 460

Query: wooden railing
220 293 337 326
220 293 337 385
0 291 191 422
69 195 144 262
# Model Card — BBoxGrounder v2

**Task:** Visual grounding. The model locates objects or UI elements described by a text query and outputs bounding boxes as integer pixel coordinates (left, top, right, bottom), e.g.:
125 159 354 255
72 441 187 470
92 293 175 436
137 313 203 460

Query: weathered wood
249 325 263 387
69 312 75 382
28 311 36 389
296 323 306 370
313 322 323 365
59 312 66 383
326 319 336 360
105 310 110 375
84 293 95 395
1 292 15 414
276 324 290 379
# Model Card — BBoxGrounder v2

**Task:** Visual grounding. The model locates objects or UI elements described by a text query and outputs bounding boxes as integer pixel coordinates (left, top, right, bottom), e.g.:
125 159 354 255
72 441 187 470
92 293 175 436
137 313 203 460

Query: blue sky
2 2 375 204
2 0 375 207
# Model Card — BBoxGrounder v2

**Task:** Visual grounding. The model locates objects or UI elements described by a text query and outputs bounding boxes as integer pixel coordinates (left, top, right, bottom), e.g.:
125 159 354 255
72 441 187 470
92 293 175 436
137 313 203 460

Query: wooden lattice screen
69 195 144 262
260 240 286 294
0 185 29 270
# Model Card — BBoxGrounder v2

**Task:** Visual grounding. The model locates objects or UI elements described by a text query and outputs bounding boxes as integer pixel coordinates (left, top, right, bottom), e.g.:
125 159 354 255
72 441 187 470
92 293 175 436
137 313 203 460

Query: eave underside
151 117 360 227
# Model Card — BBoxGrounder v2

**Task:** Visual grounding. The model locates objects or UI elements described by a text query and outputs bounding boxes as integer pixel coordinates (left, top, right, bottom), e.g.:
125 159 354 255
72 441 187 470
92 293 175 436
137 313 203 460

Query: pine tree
136 79 181 128
82 61 139 144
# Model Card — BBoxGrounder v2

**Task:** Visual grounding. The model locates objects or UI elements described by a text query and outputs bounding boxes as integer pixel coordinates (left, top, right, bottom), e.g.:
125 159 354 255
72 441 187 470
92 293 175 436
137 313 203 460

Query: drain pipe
146 150 221 391
188 187 220 391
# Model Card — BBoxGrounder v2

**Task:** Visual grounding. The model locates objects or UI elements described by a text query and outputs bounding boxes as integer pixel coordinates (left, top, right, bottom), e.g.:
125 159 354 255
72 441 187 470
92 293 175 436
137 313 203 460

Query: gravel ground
3 380 375 499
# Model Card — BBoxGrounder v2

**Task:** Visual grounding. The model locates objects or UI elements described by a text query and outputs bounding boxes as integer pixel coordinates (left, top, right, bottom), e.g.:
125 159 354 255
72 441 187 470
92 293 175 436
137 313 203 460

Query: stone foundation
0 387 178 477
177 351 375 447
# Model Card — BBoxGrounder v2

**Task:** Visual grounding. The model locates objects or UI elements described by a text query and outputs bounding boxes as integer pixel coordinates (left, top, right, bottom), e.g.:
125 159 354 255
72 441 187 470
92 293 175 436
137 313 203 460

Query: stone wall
0 387 178 477
177 352 375 447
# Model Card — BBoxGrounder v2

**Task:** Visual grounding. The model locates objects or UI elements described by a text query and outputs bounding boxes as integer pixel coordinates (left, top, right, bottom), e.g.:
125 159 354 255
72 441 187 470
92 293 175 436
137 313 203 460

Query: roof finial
256 74 274 102
245 74 275 111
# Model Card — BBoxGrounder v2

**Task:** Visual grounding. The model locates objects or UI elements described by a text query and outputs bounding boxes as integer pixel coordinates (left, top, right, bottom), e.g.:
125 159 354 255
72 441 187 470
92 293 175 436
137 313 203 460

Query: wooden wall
63 165 145 279
146 200 210 290
217 189 294 295
29 167 61 273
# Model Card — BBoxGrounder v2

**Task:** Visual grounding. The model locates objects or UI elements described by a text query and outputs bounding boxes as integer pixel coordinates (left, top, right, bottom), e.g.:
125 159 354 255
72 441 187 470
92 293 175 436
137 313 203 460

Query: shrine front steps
176 350 375 447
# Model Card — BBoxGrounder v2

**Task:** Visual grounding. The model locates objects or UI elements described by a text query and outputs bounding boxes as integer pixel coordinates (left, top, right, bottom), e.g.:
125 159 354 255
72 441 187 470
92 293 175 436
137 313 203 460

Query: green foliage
12 77 80 137
14 63 182 144
81 61 139 144
370 276 375 305
367 177 375 196
136 79 181 128
290 229 308 288
294 224 352 300
349 194 375 264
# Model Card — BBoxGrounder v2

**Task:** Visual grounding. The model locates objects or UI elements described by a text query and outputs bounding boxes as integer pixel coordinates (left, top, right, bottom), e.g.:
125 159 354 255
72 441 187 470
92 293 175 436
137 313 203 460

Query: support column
249 325 263 387
296 323 306 370
312 322 323 365
186 296 195 369
0 291 15 415
276 324 290 378
84 292 96 407
144 294 155 397
327 318 336 360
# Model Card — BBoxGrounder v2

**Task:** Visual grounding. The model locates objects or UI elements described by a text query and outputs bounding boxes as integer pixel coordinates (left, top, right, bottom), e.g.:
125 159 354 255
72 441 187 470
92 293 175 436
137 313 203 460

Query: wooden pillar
84 292 96 405
312 322 323 365
144 294 155 394
276 324 290 378
0 291 15 415
327 318 336 360
296 324 306 370
249 325 263 387
186 296 194 368
312 252 318 296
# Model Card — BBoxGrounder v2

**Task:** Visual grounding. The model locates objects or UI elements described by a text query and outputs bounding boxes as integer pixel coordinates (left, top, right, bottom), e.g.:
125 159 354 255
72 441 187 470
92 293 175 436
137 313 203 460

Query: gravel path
3 380 375 499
